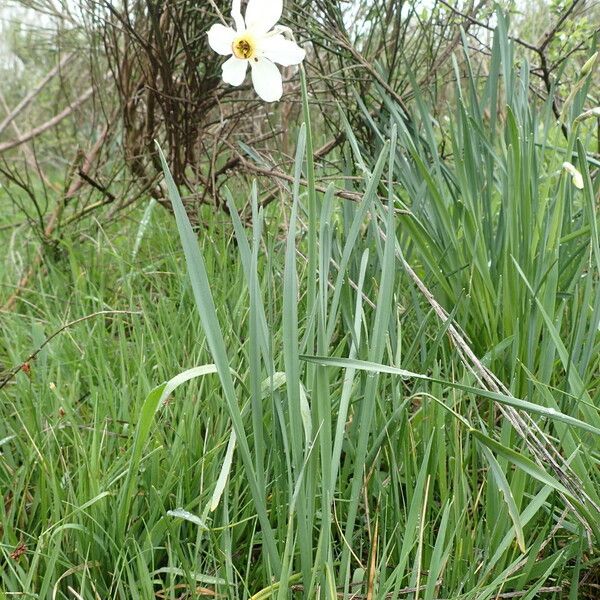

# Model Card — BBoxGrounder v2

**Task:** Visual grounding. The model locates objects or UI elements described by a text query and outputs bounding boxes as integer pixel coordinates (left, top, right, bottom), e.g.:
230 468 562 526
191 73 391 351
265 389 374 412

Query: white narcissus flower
562 161 584 190
207 0 306 103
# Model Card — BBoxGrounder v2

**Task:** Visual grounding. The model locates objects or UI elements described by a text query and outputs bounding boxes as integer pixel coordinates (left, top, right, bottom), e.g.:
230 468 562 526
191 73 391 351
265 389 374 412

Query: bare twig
537 0 582 52
378 225 599 541
438 0 537 52
76 171 116 202
0 310 142 390
0 90 56 191
0 74 111 155
1 118 115 311
0 53 75 137
439 0 585 135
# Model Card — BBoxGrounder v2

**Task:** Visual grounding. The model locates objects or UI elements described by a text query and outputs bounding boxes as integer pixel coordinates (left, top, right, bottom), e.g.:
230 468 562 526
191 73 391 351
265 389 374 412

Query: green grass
1 21 600 600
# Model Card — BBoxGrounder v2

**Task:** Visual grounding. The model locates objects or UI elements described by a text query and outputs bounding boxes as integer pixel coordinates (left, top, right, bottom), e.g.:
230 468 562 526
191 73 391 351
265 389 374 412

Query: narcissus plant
208 0 306 102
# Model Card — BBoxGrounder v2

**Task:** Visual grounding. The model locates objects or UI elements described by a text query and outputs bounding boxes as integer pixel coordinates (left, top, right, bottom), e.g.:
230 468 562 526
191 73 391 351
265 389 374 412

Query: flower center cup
232 34 256 60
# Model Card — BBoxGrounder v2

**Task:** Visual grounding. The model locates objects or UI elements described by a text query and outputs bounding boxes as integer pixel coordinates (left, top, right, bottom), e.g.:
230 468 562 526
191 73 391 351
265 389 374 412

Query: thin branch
237 157 368 203
378 224 599 539
76 171 116 202
1 114 115 311
0 52 75 137
0 74 111 155
438 0 538 52
0 311 142 390
538 0 582 52
0 90 56 192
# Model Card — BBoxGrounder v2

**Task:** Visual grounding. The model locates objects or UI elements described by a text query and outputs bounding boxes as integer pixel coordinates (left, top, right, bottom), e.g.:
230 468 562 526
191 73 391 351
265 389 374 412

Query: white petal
208 24 236 56
250 58 283 102
222 56 248 86
563 161 584 190
572 172 584 190
245 0 282 33
231 0 245 32
259 34 305 66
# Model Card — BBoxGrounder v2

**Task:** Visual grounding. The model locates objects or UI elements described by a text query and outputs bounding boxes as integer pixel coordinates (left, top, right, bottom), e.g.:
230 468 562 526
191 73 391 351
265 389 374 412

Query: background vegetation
1 0 600 598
